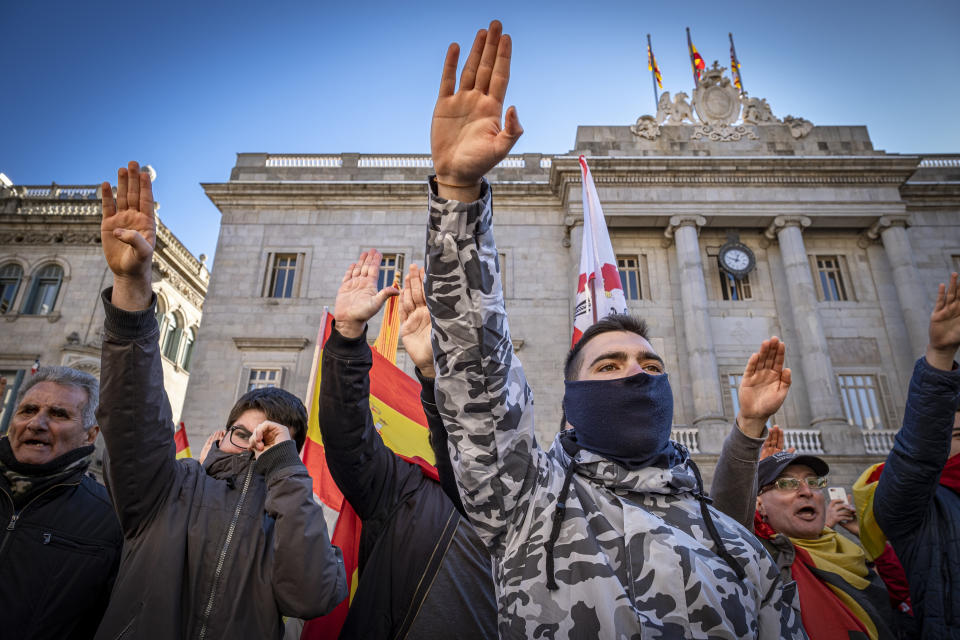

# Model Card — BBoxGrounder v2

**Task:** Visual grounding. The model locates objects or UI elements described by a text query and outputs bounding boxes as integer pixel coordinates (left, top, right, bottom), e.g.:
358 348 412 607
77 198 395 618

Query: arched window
180 327 196 371
162 312 183 361
0 264 24 314
22 264 63 315
154 295 167 333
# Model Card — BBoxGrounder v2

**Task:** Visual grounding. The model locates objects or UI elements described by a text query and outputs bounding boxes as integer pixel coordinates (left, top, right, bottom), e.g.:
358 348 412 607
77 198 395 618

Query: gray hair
17 366 99 430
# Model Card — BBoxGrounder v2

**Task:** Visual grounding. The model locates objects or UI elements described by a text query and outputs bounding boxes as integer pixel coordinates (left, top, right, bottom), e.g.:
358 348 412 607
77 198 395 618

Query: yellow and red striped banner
174 421 191 459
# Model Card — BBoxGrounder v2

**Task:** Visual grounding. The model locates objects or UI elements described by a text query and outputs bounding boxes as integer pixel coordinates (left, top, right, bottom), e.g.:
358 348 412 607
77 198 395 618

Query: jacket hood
551 431 697 496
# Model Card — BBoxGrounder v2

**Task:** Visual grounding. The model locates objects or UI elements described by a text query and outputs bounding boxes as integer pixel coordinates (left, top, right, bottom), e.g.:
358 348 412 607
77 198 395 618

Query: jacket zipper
0 481 79 559
197 463 255 640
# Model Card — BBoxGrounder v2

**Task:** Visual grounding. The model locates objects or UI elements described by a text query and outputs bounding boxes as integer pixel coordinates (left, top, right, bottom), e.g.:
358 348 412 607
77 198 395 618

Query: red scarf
940 452 960 492
754 512 872 640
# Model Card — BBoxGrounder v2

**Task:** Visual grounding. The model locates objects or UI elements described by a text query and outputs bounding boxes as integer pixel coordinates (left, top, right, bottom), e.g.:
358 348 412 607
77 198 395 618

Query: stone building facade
0 177 209 435
184 72 960 488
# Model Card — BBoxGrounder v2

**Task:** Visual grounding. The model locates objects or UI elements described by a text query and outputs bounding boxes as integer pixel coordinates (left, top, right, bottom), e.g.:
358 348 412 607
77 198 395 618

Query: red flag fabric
647 44 663 89
174 421 191 459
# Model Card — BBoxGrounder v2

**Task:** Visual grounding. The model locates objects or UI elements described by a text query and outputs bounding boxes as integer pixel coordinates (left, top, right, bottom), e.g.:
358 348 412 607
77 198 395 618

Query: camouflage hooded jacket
424 179 807 639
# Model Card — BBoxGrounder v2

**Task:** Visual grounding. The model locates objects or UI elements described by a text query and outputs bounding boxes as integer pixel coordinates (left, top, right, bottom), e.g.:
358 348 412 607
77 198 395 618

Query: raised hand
333 250 399 340
399 264 435 378
737 337 791 438
198 429 227 465
927 272 960 371
825 498 857 530
431 20 523 202
247 420 292 458
100 161 156 311
759 424 796 460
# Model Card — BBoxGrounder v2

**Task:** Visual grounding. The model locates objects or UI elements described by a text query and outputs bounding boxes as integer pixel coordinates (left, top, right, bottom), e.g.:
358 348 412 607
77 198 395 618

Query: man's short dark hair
564 314 651 381
226 387 308 453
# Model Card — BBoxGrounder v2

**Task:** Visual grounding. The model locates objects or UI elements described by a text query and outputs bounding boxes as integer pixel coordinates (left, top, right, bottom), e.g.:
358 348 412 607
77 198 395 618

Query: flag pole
729 32 744 95
304 306 329 429
686 27 698 89
646 33 659 108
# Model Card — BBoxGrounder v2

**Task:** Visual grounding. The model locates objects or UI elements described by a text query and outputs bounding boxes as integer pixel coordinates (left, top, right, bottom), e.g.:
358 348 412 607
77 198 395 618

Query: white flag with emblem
572 156 628 346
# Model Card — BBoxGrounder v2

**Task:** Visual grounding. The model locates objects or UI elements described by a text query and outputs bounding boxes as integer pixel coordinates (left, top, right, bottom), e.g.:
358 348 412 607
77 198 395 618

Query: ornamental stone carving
691 63 741 126
741 96 777 124
691 124 759 142
654 92 695 125
630 115 660 140
783 115 814 139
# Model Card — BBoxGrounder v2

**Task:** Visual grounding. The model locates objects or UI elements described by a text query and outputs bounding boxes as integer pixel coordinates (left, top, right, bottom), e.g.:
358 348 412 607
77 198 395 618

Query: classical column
665 215 727 446
866 215 929 359
766 216 851 438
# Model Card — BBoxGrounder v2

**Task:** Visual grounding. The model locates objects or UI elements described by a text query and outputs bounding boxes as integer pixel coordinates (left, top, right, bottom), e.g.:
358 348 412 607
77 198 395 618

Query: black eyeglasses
226 425 252 449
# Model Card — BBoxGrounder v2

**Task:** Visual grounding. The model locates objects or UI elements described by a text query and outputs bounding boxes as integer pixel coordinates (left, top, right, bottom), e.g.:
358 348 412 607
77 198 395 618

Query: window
0 264 23 313
247 368 281 391
725 372 771 427
838 374 885 430
377 254 404 291
719 269 753 301
617 255 643 301
0 370 24 434
267 254 301 298
161 312 182 361
180 328 195 371
155 296 167 332
21 264 63 315
813 255 850 302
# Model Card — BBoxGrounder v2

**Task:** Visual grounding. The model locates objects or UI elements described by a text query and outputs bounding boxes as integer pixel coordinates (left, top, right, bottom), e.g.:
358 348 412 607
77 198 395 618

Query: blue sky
2 0 958 265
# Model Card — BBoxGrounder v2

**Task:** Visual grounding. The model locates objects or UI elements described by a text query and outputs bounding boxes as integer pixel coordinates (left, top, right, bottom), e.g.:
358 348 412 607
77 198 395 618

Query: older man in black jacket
0 367 122 639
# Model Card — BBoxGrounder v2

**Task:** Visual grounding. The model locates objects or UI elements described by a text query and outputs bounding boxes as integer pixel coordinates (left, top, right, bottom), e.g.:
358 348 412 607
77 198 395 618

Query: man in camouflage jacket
422 21 807 639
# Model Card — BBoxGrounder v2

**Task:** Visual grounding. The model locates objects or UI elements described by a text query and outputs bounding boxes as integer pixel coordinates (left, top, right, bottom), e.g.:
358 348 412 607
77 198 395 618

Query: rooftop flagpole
729 32 744 95
686 27 698 89
646 33 659 109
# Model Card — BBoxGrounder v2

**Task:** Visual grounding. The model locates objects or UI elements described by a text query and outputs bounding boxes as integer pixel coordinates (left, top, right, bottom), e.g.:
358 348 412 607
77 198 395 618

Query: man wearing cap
754 451 898 639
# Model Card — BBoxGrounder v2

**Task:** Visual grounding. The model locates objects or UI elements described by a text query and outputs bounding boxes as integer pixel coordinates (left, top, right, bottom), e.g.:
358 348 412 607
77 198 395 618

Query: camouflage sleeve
423 177 544 554
758 575 808 640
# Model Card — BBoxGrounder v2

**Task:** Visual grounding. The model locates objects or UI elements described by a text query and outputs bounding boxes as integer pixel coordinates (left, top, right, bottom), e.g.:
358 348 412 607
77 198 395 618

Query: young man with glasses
92 161 346 640
754 452 898 639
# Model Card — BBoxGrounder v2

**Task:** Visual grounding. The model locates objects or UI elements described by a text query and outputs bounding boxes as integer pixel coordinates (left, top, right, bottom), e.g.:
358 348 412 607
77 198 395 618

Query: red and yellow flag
300 309 436 638
691 44 705 78
647 44 662 89
729 37 743 92
174 421 191 459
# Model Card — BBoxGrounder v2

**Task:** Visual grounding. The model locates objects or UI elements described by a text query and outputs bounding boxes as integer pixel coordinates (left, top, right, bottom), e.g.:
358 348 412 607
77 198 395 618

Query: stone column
766 216 858 451
868 216 928 359
665 215 727 450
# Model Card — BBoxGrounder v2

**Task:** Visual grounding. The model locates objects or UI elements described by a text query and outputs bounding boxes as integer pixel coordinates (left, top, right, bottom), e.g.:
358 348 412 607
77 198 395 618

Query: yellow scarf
790 528 878 640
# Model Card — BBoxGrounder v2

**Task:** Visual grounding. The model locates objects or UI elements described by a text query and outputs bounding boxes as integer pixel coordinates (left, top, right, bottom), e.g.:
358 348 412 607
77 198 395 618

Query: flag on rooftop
686 27 706 87
647 42 663 90
571 156 628 347
729 32 744 93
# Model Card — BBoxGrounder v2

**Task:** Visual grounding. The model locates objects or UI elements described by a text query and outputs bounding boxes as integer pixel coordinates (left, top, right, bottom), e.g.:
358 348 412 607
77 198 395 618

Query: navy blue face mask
562 370 679 470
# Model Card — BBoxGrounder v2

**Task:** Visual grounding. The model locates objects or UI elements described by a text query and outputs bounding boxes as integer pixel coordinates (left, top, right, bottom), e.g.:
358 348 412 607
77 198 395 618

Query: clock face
719 242 755 276
723 248 751 271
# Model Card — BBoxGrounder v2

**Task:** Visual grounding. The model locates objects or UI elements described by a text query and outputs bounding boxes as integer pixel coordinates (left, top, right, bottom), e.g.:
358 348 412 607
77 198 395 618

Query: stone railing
919 157 960 168
671 428 700 454
265 155 342 168
862 429 898 455
784 429 824 454
358 156 433 168
21 186 99 199
539 158 553 168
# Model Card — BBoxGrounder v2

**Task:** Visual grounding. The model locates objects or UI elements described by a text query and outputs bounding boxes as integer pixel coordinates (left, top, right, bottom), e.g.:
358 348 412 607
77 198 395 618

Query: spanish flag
647 44 662 89
300 308 437 638
174 421 191 459
691 44 705 77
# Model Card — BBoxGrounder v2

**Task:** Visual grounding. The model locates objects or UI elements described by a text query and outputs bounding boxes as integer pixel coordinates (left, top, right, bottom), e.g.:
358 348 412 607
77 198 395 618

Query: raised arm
425 21 539 553
711 337 791 527
876 273 960 540
400 264 465 515
317 250 410 521
97 161 177 536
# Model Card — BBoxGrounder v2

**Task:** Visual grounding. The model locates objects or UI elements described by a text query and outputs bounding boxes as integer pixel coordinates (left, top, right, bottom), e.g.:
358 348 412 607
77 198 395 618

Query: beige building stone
0 178 208 473
185 109 960 491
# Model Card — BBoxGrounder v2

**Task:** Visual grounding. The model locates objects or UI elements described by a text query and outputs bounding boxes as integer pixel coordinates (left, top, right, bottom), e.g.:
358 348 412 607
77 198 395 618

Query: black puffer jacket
93 289 347 640
0 452 122 640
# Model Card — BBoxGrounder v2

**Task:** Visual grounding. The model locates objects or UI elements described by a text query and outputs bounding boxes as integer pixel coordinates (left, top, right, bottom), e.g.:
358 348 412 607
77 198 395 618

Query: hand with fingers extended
759 425 796 460
431 19 522 202
737 337 791 438
825 498 858 531
198 430 227 465
247 421 292 459
100 161 156 311
333 249 400 340
399 264 435 378
926 272 960 371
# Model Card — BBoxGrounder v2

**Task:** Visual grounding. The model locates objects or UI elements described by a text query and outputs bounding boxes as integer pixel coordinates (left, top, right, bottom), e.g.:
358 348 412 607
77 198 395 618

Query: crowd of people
2 19 959 640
